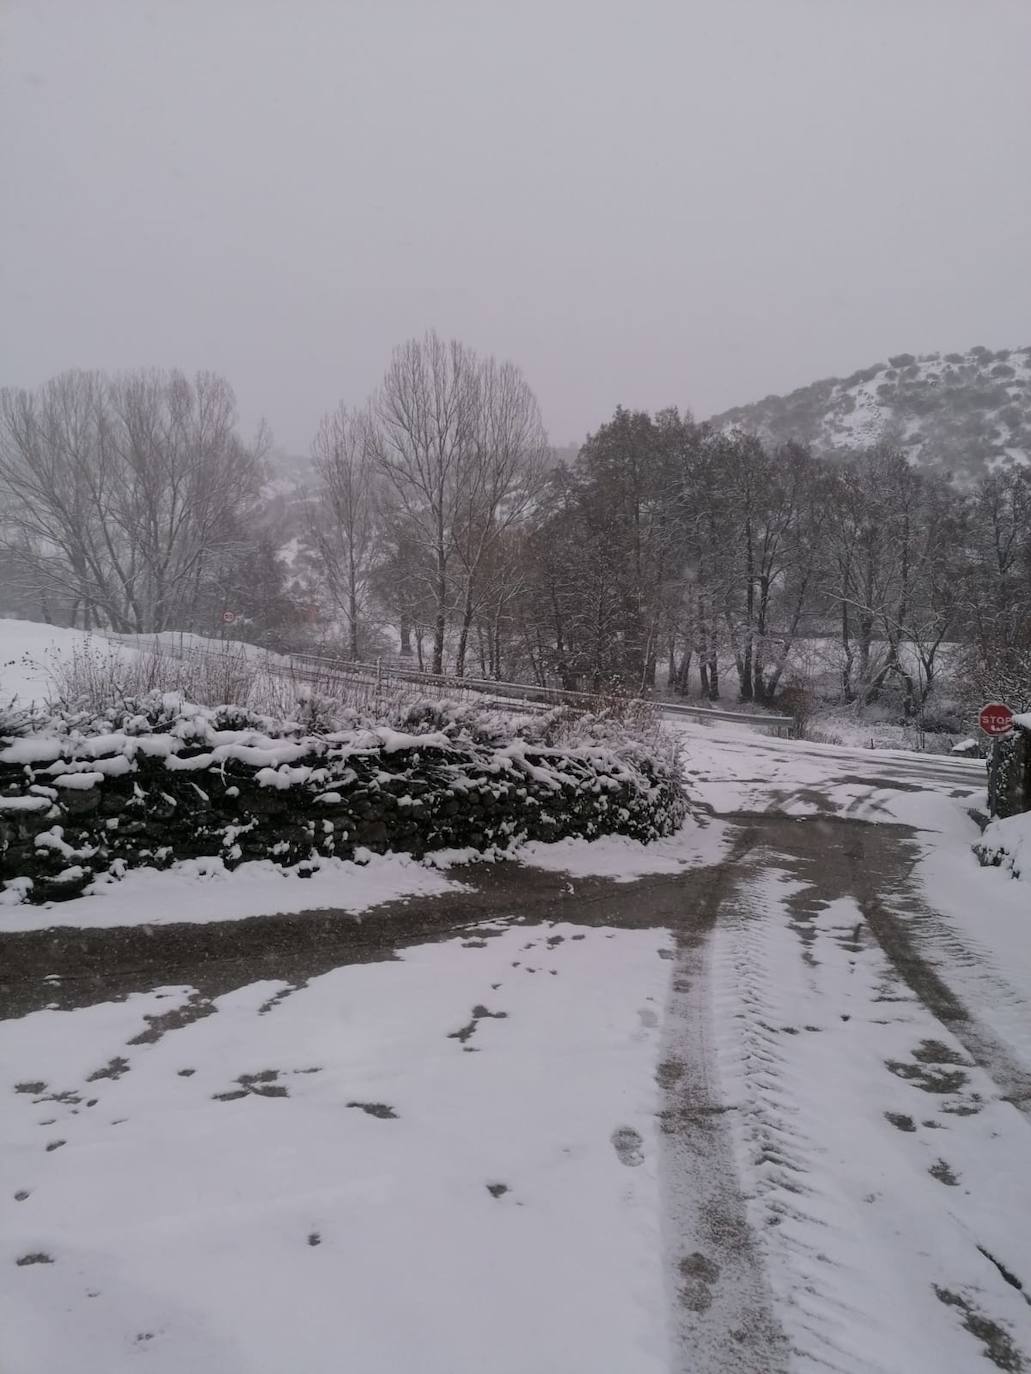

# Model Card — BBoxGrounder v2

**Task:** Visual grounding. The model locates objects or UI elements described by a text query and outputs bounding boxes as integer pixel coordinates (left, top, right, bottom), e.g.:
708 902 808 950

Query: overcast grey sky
3 0 1030 454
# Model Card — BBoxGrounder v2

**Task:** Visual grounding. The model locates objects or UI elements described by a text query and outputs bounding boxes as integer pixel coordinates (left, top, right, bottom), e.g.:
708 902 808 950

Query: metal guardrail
658 701 796 733
100 635 797 736
285 652 795 731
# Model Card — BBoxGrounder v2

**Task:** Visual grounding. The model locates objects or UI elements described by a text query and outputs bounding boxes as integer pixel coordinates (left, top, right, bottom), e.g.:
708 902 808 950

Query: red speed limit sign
979 702 1014 736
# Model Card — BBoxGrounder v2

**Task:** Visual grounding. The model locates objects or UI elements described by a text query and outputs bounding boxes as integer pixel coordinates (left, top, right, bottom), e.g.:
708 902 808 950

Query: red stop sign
979 702 1014 736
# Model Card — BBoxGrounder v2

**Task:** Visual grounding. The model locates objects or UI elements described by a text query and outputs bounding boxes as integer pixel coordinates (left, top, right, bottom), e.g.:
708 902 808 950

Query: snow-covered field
0 620 130 706
0 619 276 709
1 922 671 1374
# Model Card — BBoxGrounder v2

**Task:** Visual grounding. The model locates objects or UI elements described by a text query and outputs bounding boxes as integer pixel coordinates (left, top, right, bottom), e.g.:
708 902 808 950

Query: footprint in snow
611 1126 645 1167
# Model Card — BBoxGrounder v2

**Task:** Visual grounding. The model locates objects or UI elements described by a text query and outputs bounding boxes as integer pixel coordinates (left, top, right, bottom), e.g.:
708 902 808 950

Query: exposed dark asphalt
0 844 731 1018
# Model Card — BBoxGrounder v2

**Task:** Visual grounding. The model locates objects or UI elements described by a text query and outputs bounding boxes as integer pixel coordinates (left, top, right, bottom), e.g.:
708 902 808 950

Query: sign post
979 702 1014 737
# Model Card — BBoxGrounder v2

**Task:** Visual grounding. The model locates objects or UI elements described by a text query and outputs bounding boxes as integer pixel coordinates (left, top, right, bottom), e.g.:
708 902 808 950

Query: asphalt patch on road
0 858 733 1017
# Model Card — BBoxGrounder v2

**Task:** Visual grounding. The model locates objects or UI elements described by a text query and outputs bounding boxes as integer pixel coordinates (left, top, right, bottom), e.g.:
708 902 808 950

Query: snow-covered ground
1 922 671 1374
711 865 1031 1373
0 619 298 711
807 710 959 754
4 627 1031 1372
516 820 731 881
0 620 135 706
0 851 467 932
104 629 294 667
673 717 986 830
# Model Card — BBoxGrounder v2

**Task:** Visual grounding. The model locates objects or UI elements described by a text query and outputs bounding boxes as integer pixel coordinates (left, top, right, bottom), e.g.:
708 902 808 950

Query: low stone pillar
988 724 1031 819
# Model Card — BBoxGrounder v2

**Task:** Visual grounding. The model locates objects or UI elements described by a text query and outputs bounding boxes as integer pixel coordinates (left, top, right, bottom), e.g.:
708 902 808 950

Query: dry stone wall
986 722 1031 820
0 714 686 905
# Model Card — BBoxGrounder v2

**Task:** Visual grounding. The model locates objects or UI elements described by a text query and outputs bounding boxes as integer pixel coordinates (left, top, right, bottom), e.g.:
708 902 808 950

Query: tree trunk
455 583 475 677
348 583 360 660
858 612 875 704
841 601 855 704
675 648 692 696
740 627 754 701
432 543 447 676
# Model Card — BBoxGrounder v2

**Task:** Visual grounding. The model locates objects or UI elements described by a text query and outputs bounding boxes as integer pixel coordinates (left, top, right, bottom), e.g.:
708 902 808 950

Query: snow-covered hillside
0 622 128 707
0 621 286 708
712 345 1031 484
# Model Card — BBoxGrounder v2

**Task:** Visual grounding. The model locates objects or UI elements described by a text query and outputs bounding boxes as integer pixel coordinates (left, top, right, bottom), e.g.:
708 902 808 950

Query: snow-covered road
3 724 1030 1373
663 724 1031 1373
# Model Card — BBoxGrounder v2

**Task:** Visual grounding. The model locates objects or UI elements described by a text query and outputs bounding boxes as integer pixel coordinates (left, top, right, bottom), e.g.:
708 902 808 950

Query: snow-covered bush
975 812 1031 882
0 698 40 739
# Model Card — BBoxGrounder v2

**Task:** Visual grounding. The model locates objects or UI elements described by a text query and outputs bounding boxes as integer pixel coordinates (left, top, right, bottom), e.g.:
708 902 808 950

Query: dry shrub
40 636 676 767
44 638 519 734
0 697 40 738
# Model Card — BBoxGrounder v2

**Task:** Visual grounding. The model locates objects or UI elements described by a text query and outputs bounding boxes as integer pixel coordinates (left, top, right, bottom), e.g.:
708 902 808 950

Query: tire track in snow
658 825 790 1374
709 823 1031 1373
881 883 1031 1105
711 872 876 1374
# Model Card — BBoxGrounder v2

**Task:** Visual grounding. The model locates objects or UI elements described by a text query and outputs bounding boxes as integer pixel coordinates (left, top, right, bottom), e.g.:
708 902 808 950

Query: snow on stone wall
0 698 686 904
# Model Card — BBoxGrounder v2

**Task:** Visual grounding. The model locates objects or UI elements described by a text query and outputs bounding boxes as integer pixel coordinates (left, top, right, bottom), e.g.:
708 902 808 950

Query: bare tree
371 333 546 675
451 357 547 675
717 439 825 703
0 371 125 628
371 334 477 674
107 370 267 631
0 369 267 633
961 467 1031 709
309 404 377 658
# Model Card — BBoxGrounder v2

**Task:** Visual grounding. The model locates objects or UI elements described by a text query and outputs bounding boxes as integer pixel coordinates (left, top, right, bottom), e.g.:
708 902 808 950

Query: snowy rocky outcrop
712 345 1031 485
0 697 686 905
